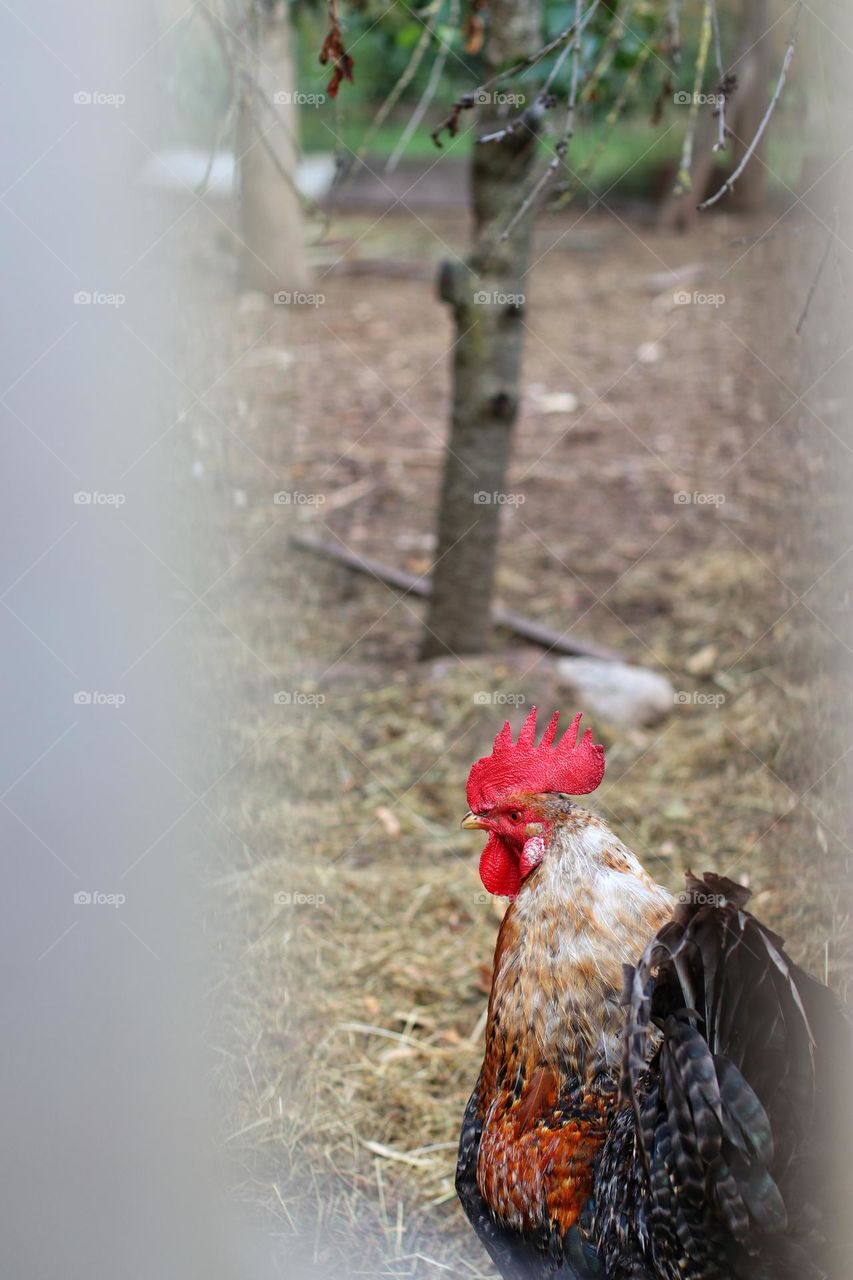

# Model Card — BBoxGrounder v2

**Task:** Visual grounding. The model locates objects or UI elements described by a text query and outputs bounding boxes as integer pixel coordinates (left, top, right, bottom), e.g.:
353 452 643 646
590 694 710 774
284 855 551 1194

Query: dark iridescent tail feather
591 872 849 1280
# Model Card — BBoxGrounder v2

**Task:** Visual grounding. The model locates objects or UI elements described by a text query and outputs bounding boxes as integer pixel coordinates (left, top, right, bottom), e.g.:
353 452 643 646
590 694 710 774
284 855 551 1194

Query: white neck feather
491 811 674 1078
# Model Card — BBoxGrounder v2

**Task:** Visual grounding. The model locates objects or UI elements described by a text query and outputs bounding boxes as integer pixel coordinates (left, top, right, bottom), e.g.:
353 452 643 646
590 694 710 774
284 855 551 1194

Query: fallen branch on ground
291 532 622 662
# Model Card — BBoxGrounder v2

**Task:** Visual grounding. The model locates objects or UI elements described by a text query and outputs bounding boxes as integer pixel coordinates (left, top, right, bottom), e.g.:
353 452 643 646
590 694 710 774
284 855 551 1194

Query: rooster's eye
507 810 521 823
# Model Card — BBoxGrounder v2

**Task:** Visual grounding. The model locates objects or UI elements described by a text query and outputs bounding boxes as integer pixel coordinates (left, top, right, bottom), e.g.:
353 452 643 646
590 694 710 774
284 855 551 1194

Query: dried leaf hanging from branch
320 0 355 98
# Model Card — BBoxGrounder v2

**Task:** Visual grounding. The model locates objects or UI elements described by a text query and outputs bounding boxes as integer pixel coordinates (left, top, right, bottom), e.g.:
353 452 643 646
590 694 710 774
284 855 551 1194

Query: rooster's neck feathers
473 809 672 1238
484 810 673 1083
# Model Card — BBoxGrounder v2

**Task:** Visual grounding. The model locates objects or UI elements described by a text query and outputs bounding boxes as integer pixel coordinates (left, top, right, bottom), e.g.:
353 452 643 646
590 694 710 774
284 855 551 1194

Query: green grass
299 108 683 196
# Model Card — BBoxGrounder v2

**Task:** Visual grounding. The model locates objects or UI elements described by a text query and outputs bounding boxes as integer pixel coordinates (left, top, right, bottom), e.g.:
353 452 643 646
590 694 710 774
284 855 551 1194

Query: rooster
456 707 848 1280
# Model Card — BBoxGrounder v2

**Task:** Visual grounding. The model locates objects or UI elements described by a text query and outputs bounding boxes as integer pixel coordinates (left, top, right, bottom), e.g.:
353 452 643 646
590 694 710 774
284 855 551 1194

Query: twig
497 0 620 240
478 37 573 146
795 225 833 336
199 2 320 216
550 14 664 214
698 1 802 211
478 0 605 151
291 532 623 661
198 89 237 197
387 0 460 172
672 0 712 194
337 1 439 186
431 0 596 146
667 0 682 64
708 0 727 152
579 0 638 108
500 0 588 241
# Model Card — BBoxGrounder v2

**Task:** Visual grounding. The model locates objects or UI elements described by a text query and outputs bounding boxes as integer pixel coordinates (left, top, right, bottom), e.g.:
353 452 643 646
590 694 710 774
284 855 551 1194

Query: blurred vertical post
235 0 310 291
0 3 249 1277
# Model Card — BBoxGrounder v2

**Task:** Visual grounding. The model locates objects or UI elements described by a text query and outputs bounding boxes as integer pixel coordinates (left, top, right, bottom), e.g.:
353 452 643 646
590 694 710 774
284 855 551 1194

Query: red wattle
479 833 521 898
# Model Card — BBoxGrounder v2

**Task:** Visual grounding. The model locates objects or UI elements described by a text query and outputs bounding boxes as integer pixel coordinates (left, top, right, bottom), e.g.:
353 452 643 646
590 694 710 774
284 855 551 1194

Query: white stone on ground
555 657 675 728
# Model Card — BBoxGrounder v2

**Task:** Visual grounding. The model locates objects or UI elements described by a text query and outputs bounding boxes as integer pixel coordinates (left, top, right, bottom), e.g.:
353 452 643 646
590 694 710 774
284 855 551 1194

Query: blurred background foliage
158 0 807 199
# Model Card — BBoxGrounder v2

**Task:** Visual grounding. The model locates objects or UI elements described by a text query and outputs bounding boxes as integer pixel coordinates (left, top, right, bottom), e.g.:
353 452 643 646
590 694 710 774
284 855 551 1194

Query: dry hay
205 553 851 1278
178 205 853 1278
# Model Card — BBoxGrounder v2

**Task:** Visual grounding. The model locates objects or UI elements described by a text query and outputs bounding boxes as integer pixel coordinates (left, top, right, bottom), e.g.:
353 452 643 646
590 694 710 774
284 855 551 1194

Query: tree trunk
420 0 545 659
235 0 309 292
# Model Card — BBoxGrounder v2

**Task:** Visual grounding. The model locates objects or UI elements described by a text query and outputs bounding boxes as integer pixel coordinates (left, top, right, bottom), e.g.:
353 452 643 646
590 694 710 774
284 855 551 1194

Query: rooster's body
456 710 847 1280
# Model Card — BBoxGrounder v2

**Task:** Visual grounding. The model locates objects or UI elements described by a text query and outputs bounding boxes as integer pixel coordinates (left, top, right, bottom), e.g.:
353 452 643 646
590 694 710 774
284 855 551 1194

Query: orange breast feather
477 1063 612 1235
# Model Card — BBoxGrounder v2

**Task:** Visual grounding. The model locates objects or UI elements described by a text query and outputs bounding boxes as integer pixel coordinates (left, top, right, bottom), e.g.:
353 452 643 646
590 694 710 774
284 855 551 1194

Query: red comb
466 707 605 811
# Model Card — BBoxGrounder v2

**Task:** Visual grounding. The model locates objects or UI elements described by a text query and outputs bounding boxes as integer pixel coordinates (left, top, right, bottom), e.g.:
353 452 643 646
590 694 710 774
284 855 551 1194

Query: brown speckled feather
457 810 851 1280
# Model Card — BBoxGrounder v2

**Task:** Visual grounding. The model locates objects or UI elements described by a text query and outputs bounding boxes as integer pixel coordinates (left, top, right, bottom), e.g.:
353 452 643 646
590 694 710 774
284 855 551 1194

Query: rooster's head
462 707 605 897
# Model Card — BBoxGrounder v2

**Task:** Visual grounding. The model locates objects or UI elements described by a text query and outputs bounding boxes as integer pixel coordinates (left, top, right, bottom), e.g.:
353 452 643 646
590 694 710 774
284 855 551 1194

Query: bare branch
796 224 834 336
431 0 597 146
291 533 623 661
500 0 590 241
197 85 238 197
387 0 460 172
672 0 712 194
347 3 439 175
698 1 802 211
199 1 321 216
550 14 665 215
667 0 682 64
477 28 573 146
709 0 727 151
579 0 639 108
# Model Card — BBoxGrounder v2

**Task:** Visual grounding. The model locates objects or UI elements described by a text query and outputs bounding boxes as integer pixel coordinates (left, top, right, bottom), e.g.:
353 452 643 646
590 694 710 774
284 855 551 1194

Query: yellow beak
461 811 488 830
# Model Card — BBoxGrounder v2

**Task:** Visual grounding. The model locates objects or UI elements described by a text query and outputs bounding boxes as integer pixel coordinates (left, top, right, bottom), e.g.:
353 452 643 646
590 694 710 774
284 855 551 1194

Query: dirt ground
172 194 852 1278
